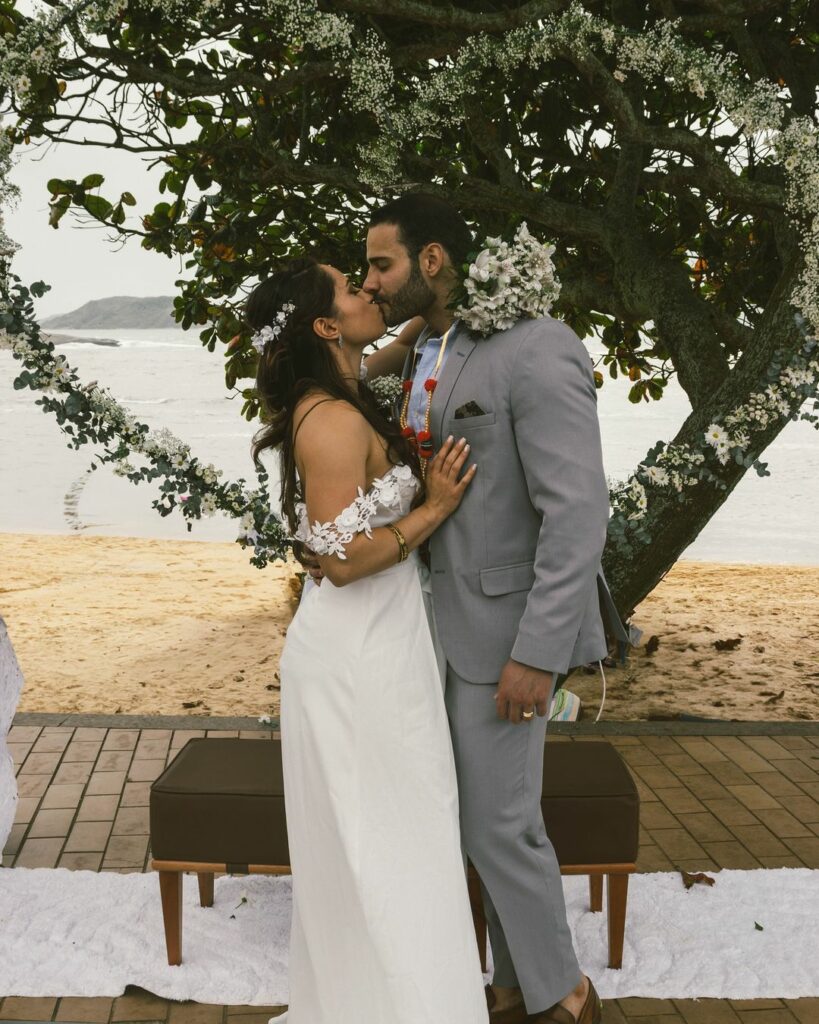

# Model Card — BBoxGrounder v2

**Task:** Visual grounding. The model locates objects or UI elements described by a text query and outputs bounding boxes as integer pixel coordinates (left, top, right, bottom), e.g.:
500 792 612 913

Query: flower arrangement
452 222 561 337
364 370 403 413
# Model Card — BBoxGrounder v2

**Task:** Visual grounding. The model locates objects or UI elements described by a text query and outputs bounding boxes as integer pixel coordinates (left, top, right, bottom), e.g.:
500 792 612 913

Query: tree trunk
604 251 809 617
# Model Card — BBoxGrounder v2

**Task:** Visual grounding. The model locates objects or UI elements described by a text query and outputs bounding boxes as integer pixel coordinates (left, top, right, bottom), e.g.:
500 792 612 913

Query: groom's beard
379 261 436 327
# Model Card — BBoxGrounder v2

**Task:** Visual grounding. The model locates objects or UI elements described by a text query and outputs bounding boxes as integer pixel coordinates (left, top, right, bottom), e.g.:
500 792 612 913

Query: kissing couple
246 193 627 1024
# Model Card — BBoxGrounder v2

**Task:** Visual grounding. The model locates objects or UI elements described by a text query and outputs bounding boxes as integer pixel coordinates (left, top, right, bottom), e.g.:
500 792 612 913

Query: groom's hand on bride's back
296 544 325 586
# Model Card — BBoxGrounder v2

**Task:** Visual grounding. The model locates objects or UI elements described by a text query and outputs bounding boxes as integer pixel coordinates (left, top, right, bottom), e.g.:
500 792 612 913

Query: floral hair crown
251 301 296 354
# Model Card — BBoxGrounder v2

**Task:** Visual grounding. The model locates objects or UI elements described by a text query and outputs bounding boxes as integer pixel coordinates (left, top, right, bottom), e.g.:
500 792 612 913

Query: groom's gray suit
399 315 628 1013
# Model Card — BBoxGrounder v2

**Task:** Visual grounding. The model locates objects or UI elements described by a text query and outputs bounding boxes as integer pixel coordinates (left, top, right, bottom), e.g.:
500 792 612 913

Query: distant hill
41 296 177 329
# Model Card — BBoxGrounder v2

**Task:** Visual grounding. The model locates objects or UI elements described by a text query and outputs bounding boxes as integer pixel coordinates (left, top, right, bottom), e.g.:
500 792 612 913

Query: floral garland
607 312 819 554
0 275 290 569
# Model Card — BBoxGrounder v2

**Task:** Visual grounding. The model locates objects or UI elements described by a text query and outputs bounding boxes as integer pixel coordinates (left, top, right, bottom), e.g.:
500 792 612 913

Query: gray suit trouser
445 663 583 1015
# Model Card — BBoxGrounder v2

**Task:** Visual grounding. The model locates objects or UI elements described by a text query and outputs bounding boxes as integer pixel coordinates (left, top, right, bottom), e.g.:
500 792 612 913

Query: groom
359 193 626 1024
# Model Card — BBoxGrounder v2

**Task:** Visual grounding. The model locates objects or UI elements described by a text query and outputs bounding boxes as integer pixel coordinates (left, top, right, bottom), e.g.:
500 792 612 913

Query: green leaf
47 177 75 196
81 172 105 189
82 194 113 220
628 382 646 404
65 393 83 415
121 191 137 206
754 921 764 931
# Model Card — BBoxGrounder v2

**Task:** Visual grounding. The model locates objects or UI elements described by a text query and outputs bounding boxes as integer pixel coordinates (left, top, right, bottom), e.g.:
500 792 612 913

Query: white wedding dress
276 462 489 1023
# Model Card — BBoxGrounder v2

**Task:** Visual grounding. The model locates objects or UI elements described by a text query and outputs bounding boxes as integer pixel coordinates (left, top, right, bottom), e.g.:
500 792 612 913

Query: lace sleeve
294 487 380 560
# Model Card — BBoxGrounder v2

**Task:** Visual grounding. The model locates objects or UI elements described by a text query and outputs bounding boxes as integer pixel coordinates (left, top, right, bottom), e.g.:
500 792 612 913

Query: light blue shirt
407 322 458 437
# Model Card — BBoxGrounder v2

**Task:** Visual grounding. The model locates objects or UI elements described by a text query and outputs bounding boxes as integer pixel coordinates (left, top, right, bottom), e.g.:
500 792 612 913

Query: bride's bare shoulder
292 391 370 468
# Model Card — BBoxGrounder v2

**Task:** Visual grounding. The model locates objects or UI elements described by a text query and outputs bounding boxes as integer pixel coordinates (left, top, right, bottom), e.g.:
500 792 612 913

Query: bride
246 256 488 1023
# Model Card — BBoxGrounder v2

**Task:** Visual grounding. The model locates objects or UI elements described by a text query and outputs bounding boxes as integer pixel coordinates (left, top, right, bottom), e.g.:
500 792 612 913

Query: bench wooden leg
158 870 183 966
606 872 629 969
589 873 603 912
466 863 487 973
198 871 214 907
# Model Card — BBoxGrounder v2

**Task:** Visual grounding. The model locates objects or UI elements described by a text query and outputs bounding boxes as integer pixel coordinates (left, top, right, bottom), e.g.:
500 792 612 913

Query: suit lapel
430 323 476 446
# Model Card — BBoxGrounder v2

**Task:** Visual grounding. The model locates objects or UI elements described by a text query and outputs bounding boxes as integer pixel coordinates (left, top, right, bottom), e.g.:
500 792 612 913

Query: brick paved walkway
2 719 819 1023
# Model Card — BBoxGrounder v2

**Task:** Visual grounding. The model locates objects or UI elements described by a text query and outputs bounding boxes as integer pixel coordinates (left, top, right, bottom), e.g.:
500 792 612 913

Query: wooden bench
149 736 639 969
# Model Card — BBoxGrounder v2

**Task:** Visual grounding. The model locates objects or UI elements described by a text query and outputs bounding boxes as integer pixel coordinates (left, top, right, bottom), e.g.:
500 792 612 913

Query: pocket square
454 401 488 419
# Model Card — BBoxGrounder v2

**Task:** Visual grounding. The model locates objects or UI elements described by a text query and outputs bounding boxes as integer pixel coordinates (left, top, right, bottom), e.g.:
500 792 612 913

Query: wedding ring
522 709 535 720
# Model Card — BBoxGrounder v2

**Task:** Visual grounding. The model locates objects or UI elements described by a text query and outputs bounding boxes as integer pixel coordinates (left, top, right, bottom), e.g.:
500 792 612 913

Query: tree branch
320 0 563 33
563 46 785 212
602 216 734 408
405 152 608 245
462 100 522 193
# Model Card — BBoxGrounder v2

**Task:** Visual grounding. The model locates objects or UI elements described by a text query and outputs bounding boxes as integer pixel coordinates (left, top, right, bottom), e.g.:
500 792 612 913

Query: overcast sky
5 139 182 319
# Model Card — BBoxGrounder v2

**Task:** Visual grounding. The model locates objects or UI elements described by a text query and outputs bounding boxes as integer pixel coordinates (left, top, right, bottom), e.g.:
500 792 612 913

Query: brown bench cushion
150 737 638 867
541 740 639 865
150 738 289 865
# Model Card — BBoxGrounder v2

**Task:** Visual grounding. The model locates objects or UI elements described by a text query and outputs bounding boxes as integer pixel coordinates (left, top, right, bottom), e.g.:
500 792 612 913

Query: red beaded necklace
398 324 455 479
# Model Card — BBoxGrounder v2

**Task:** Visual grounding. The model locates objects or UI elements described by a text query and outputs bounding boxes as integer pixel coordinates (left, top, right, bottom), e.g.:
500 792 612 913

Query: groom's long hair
248 257 423 554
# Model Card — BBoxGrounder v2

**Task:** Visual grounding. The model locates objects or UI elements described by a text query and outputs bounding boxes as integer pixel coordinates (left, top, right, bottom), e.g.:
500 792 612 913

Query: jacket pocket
453 411 496 429
479 560 535 596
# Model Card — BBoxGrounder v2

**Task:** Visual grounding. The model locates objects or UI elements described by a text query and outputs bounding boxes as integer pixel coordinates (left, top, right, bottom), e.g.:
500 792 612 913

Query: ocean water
1 328 817 564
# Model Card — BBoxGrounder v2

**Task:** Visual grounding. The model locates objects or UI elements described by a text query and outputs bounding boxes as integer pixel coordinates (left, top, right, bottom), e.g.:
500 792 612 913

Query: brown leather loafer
527 976 602 1024
485 984 529 1024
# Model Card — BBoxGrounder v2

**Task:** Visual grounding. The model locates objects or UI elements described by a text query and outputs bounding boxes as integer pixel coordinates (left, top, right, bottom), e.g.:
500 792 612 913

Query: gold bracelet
386 523 409 563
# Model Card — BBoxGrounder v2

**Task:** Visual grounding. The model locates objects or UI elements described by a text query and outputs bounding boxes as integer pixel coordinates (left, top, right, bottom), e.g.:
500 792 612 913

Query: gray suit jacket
399 316 628 684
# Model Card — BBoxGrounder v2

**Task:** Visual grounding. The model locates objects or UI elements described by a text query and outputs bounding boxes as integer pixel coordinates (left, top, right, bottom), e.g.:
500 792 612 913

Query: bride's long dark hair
248 257 423 555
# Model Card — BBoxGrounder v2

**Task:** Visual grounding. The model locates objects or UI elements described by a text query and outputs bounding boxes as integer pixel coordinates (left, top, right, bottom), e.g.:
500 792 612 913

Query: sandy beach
1 533 817 722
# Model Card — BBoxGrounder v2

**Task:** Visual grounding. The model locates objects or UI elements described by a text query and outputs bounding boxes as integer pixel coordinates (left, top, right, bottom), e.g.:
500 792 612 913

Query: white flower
704 422 729 448
469 250 493 283
714 444 732 466
251 324 276 353
642 464 669 486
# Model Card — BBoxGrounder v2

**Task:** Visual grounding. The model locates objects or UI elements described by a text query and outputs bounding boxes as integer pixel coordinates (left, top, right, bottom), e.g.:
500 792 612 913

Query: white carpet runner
0 866 816 1002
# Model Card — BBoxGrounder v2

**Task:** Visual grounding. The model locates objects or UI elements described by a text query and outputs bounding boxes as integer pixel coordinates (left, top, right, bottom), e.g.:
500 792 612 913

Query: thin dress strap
291 396 339 450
